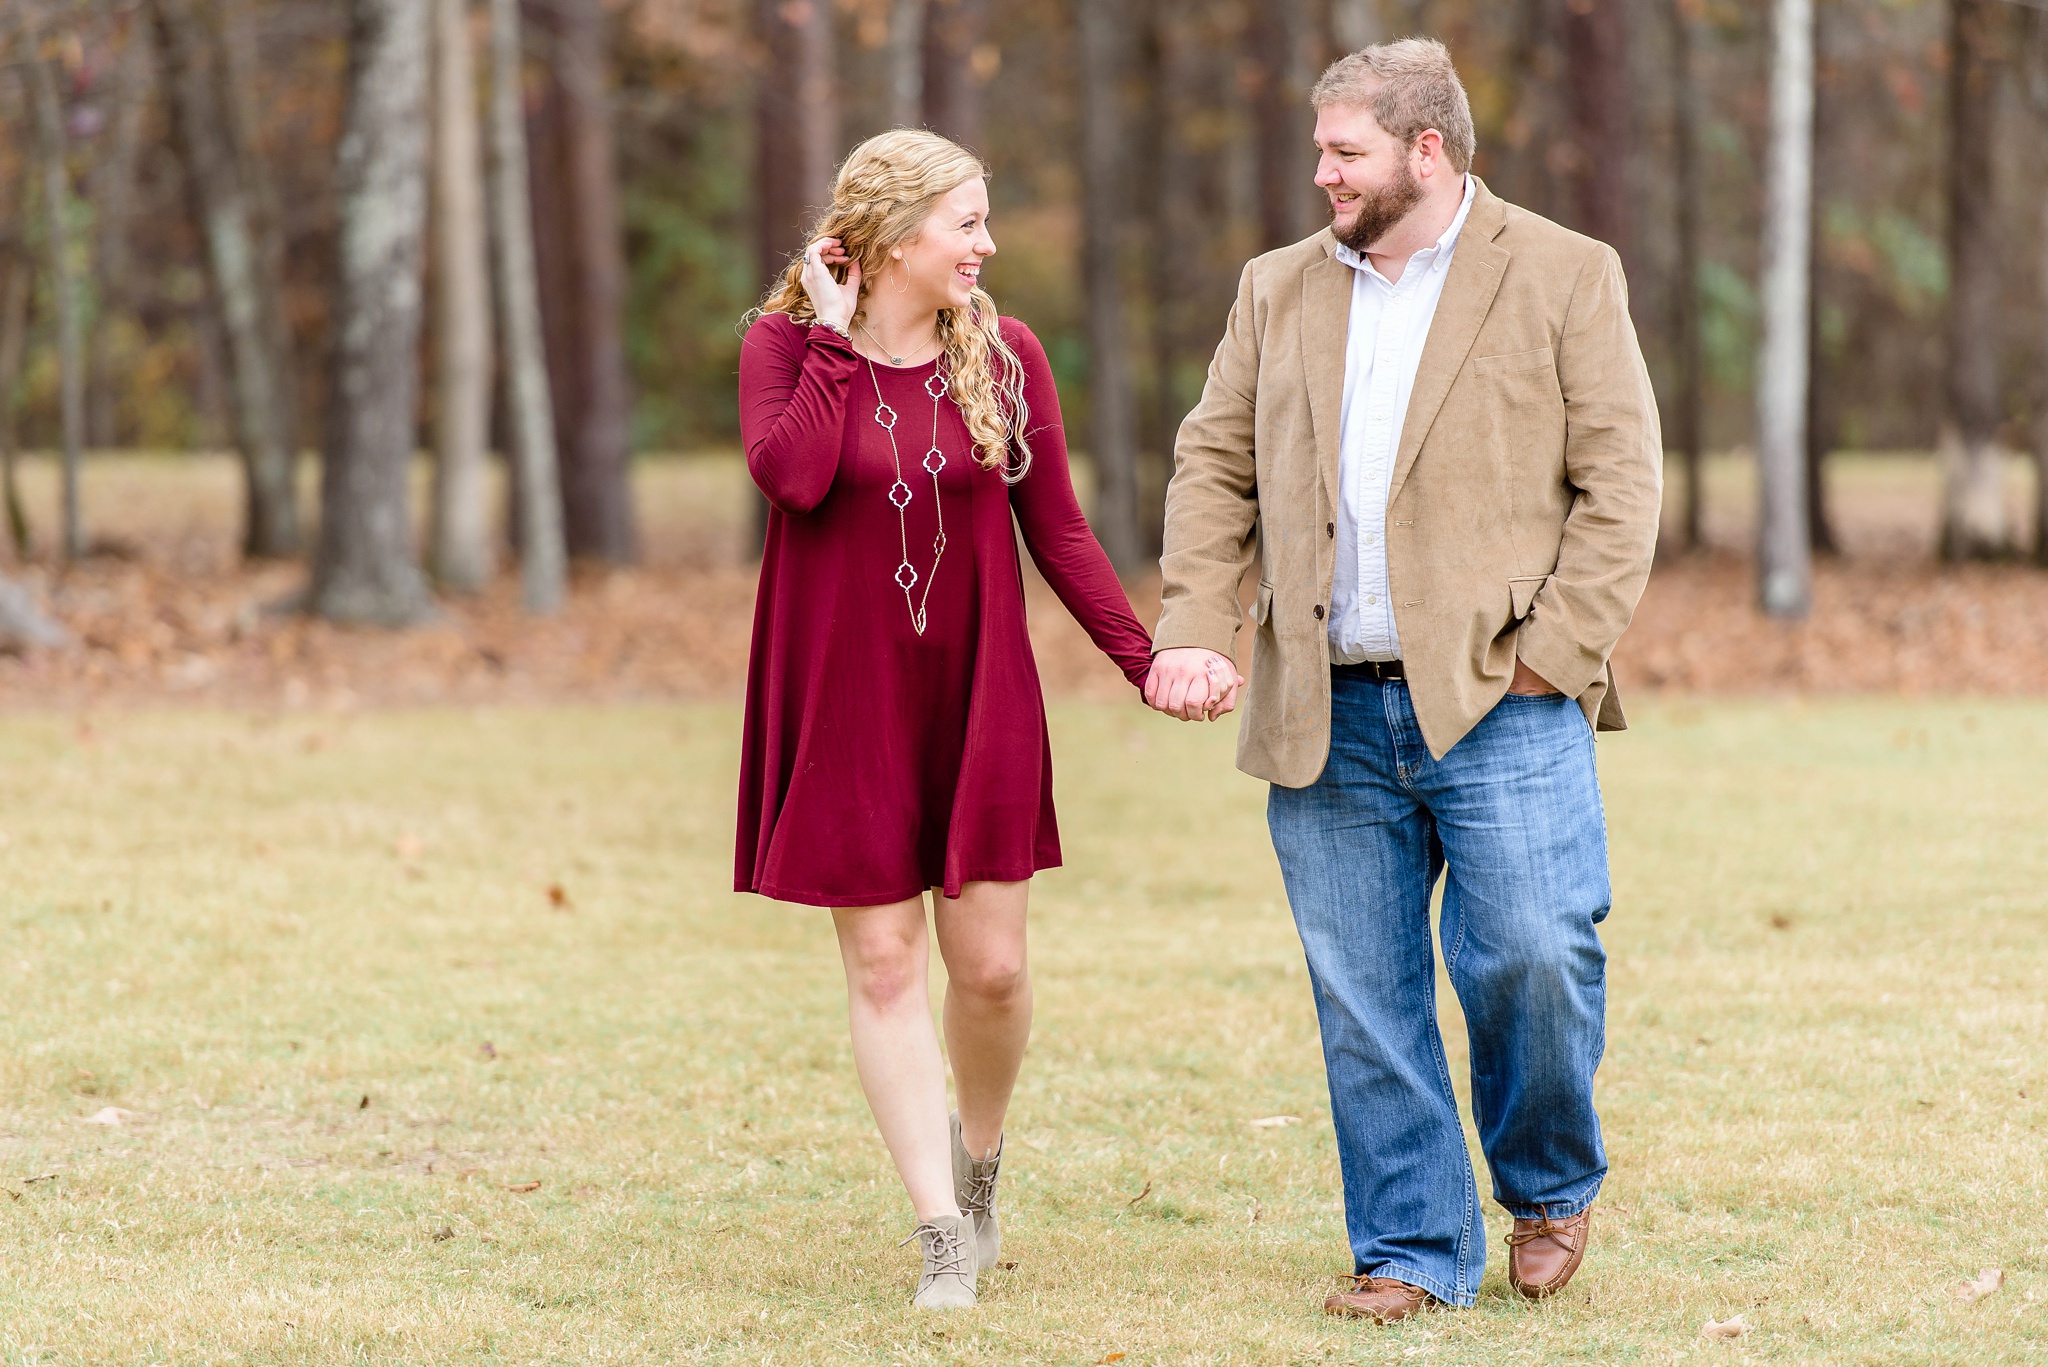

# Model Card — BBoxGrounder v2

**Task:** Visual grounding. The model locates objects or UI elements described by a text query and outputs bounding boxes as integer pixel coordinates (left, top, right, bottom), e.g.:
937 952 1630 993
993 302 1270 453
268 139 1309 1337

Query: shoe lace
900 1220 970 1278
1505 1206 1580 1252
959 1166 998 1218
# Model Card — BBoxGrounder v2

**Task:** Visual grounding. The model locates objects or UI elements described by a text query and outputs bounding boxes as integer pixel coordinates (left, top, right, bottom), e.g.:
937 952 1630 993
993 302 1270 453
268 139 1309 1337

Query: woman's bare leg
832 896 959 1221
934 879 1033 1159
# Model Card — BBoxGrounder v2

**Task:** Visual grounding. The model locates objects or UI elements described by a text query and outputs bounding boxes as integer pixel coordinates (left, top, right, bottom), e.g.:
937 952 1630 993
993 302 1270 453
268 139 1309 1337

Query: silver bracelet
814 318 850 340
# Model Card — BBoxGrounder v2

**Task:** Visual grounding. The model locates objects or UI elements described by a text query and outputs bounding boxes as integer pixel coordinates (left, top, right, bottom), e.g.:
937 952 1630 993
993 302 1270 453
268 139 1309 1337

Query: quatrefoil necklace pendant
862 355 956 636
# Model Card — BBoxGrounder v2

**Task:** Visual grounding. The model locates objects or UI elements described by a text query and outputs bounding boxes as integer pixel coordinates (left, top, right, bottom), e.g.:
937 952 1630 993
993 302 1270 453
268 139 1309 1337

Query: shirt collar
1333 173 1475 280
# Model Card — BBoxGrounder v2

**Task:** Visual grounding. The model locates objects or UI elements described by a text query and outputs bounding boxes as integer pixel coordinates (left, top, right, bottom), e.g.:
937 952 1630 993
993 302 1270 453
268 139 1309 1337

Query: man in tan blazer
1143 39 1660 1322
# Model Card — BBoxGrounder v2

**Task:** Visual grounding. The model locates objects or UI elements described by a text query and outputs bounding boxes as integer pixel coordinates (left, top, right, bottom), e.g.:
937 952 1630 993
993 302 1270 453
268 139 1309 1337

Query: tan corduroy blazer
1155 179 1662 785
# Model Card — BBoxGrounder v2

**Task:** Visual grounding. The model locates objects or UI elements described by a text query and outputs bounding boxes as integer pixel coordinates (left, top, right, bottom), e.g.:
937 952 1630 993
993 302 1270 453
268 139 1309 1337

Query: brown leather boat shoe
1323 1275 1441 1323
1506 1205 1591 1299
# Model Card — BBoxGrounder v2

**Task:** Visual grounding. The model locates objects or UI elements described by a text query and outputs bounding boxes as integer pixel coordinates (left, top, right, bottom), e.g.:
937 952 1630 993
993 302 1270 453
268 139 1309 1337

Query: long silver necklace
861 348 951 635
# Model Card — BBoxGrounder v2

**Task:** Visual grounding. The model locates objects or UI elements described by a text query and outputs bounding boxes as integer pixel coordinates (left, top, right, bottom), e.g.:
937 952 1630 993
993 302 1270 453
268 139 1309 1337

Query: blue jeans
1267 674 1611 1306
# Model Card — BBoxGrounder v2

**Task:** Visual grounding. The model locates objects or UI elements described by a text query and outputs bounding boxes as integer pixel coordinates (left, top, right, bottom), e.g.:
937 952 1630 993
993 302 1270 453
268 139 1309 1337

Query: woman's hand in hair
801 237 861 332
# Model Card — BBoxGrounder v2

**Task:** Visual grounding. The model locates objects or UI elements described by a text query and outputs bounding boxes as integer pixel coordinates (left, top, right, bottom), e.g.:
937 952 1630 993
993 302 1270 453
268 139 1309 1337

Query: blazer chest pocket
1472 346 1554 376
1252 581 1274 626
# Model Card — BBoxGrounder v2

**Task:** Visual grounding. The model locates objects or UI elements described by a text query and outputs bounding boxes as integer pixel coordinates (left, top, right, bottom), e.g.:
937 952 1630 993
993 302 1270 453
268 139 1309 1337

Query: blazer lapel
1386 185 1510 505
1300 239 1351 514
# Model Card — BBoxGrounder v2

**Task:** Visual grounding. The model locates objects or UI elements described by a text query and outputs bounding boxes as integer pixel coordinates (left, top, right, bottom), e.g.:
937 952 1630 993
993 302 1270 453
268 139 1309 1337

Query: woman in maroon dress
736 130 1234 1308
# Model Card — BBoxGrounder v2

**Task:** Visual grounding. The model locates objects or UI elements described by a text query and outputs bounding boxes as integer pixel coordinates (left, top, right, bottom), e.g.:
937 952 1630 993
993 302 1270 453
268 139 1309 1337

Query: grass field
1 700 2044 1365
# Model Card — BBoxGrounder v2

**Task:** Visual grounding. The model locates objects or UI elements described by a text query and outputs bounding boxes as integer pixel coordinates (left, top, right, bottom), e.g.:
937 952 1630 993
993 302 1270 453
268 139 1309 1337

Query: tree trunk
310 0 436 626
1563 0 1631 259
1327 0 1387 54
2028 8 2048 566
151 0 303 558
1077 0 1142 572
1941 0 2010 561
431 0 495 591
1248 0 1314 251
922 0 987 149
26 42 85 562
528 0 634 564
1755 0 1814 618
749 0 838 553
1670 0 1705 553
87 21 152 450
0 238 31 559
754 0 837 283
488 0 566 611
888 0 924 129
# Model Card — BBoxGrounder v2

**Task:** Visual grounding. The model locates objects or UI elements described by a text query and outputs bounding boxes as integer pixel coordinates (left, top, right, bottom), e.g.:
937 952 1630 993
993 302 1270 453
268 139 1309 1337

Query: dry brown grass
1 698 2043 1363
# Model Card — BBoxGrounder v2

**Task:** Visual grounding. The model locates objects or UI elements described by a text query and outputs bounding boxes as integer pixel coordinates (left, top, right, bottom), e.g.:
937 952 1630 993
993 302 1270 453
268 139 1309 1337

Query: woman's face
879 178 995 313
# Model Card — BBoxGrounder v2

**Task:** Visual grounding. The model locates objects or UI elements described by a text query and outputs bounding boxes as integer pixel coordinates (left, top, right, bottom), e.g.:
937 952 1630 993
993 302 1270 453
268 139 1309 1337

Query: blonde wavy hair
755 129 1031 481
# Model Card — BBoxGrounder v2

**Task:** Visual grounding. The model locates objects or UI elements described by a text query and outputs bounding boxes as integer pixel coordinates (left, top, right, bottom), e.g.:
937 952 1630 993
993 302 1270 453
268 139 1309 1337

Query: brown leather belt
1333 658 1405 681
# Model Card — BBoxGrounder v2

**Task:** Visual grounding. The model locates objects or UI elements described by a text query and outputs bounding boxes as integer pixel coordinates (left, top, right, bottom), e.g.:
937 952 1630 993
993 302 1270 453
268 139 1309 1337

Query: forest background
0 0 2041 694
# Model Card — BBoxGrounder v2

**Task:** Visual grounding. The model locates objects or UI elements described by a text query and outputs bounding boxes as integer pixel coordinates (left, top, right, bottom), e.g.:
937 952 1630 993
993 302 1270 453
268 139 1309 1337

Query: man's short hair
1311 37 1476 174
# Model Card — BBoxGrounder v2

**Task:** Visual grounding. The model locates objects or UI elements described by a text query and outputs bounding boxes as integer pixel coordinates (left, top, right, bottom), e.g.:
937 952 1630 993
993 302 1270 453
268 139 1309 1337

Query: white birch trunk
1755 0 1813 618
431 0 496 592
487 0 566 613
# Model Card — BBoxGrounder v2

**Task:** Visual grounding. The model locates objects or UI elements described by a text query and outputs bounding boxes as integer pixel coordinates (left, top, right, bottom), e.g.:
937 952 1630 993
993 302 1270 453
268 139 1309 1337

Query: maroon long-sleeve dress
735 311 1153 907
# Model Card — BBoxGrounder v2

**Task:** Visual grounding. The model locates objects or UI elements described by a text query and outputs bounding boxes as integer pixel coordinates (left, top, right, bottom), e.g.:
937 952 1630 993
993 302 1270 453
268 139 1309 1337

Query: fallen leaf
1124 1181 1152 1208
505 1179 542 1193
1249 1115 1301 1128
546 882 571 910
1701 1314 1748 1339
432 1225 456 1243
21 1172 57 1185
358 1094 370 1110
1954 1268 2003 1302
1095 1355 1125 1365
82 1107 132 1126
478 1041 497 1060
995 1260 1018 1271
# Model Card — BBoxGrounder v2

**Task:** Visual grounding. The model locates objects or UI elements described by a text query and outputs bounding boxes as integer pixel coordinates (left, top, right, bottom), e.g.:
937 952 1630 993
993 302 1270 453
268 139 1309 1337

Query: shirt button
1365 595 1378 605
1312 605 1325 620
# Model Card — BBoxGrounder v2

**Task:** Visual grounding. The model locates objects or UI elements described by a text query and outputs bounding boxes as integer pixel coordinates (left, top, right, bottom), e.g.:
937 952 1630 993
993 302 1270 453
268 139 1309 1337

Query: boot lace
901 1220 970 1278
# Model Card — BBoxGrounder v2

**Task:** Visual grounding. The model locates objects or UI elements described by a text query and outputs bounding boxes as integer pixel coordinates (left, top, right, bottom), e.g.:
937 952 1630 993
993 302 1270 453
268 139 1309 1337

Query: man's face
1314 103 1424 253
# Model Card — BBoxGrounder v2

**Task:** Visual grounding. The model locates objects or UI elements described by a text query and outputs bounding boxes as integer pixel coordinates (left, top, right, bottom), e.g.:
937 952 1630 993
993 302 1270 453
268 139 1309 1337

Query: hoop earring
893 265 909 295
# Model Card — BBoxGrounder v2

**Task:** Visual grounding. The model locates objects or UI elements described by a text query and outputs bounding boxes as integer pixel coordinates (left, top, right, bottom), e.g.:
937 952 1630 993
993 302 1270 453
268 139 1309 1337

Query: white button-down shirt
1327 173 1475 664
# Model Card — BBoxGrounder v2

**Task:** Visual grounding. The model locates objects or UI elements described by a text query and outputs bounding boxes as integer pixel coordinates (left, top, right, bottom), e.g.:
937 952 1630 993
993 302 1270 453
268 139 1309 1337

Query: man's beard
1332 162 1425 253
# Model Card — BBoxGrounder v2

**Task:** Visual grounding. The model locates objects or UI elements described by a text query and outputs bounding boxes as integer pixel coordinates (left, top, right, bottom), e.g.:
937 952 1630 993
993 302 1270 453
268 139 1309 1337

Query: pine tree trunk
1670 0 1705 552
888 0 924 129
748 0 838 553
1077 0 1141 572
151 0 303 558
1248 0 1313 251
540 0 634 564
1755 0 1814 618
2028 8 2048 566
488 0 566 611
1563 0 1631 258
921 0 986 149
431 0 495 591
0 239 31 559
87 22 152 450
26 43 85 561
1941 0 2011 561
310 0 436 626
1327 0 1386 53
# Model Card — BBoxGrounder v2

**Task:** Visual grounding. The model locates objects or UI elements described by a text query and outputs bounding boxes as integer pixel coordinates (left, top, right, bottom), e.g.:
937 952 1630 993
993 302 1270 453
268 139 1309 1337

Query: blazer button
1312 604 1325 620
1325 522 1335 537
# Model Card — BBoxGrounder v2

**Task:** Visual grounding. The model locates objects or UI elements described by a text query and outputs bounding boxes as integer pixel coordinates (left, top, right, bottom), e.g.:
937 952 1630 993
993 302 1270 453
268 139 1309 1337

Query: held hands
1144 647 1245 722
801 237 861 332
